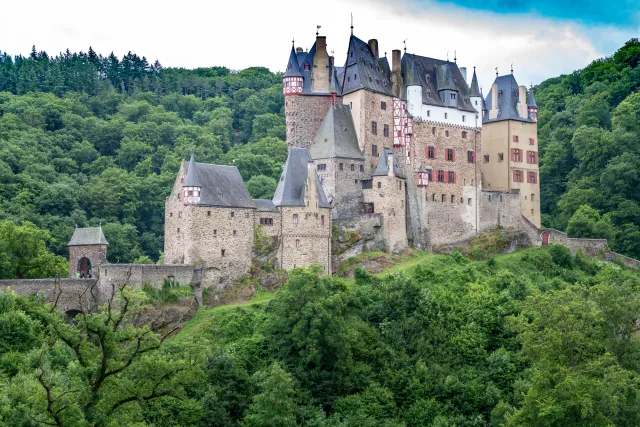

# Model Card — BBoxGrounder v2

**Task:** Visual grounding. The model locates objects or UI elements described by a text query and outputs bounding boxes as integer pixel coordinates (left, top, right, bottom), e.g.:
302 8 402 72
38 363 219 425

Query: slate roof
483 74 534 124
418 164 430 173
372 148 406 179
184 154 201 187
378 56 391 80
287 43 342 95
253 199 278 212
527 86 538 108
184 161 255 208
284 45 303 78
469 68 481 97
309 104 363 160
341 35 394 97
272 148 331 208
402 53 477 113
68 227 109 246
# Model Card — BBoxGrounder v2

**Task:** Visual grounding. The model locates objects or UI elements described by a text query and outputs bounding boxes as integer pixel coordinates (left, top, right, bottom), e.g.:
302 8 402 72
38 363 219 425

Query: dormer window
427 91 432 98
498 91 503 98
304 64 309 70
450 93 456 100
426 75 431 83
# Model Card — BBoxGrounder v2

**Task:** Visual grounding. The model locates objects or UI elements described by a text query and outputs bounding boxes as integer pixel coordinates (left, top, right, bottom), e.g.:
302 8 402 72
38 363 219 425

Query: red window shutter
444 171 449 183
527 172 530 183
472 152 477 163
452 150 456 161
534 172 538 183
510 148 515 161
513 135 516 142
434 147 437 158
425 147 429 157
453 171 457 183
526 150 530 164
535 152 538 164
513 170 517 182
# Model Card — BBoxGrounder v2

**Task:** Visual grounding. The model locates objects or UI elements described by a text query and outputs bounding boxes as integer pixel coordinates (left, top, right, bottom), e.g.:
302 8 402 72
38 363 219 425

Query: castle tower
469 67 483 114
68 226 108 278
527 86 538 122
183 154 201 205
283 44 304 96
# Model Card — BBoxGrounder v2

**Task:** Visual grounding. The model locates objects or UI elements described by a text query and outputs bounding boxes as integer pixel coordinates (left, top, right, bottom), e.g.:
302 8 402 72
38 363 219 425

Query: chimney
392 49 402 98
368 39 379 59
460 67 467 83
489 82 499 119
296 47 303 53
518 85 527 118
311 36 330 93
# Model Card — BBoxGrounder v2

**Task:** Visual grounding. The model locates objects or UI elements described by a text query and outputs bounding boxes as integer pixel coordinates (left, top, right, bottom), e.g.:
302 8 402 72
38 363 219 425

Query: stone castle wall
164 162 189 264
0 278 97 313
479 190 523 232
285 95 336 149
254 211 281 237
97 264 196 302
279 206 332 274
539 228 608 256
314 157 365 218
364 174 407 252
332 213 386 261
69 245 107 278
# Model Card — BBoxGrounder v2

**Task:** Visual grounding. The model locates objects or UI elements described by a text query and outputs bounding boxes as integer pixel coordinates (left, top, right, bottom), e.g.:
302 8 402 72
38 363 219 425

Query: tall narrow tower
283 43 303 96
183 154 201 205
527 85 538 122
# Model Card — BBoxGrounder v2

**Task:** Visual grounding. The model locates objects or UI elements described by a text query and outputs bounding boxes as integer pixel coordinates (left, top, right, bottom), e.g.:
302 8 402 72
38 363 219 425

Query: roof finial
292 38 295 46
384 51 387 57
350 13 354 35
446 51 449 62
454 49 457 63
495 67 498 76
403 40 407 53
316 25 321 37
511 63 513 74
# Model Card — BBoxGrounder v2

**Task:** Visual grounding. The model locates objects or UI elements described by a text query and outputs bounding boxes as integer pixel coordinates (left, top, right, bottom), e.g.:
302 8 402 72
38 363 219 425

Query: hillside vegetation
2 245 640 426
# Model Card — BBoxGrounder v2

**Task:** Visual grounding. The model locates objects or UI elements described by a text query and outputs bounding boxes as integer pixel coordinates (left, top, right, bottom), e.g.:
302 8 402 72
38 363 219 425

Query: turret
183 154 201 205
405 60 422 113
527 85 538 122
436 63 458 107
469 67 483 114
391 49 403 98
283 43 303 95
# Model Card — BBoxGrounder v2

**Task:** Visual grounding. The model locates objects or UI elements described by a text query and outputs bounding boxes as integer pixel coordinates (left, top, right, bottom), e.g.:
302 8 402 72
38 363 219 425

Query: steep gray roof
401 53 477 113
309 104 363 160
184 161 255 208
418 164 430 173
372 149 406 179
378 56 391 80
527 86 538 108
254 199 278 212
469 68 481 97
184 154 201 187
272 148 331 208
284 45 303 78
290 43 342 95
341 35 394 97
68 227 108 246
483 74 534 124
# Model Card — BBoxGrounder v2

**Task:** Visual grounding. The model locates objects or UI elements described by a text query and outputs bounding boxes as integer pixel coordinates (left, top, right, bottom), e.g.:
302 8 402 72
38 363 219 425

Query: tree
566 205 613 240
242 362 297 427
246 175 277 199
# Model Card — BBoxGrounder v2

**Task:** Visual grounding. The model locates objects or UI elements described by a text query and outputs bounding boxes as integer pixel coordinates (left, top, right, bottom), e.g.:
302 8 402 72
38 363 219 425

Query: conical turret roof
184 154 201 187
527 86 538 108
469 67 481 97
284 45 303 78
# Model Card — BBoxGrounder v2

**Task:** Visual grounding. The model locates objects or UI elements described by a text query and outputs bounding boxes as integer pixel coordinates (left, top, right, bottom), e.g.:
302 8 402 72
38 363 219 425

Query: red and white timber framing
418 171 429 187
393 98 413 164
283 77 303 95
183 186 200 205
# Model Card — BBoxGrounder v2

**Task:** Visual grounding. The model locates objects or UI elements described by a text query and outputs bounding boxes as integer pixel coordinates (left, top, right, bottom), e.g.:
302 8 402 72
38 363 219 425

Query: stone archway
77 257 93 278
64 309 83 323
541 231 550 246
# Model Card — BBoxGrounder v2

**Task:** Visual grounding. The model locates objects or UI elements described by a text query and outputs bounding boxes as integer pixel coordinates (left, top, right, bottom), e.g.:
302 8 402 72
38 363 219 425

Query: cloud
1 0 636 93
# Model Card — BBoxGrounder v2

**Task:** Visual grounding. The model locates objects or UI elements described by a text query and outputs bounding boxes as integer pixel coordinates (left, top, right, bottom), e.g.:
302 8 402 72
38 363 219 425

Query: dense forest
1 246 640 425
0 39 639 278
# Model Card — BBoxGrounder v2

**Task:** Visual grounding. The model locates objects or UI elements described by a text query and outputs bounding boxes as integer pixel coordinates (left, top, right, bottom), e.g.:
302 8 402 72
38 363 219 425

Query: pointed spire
284 44 303 78
469 66 481 97
184 154 201 187
350 13 354 35
527 85 538 108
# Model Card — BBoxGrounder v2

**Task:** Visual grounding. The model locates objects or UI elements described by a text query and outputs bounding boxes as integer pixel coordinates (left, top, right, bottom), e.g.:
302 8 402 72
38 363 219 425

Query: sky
2 0 639 91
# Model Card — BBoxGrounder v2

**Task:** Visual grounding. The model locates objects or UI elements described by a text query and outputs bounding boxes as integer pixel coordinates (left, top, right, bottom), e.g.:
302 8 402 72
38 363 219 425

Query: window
321 215 325 226
221 249 225 257
426 169 432 182
514 170 522 182
381 101 387 110
355 179 358 183
498 153 504 162
528 151 536 164
360 165 364 172
468 198 472 205
427 146 435 159
528 171 538 183
339 163 344 171
444 113 448 119
450 93 456 100
177 227 180 233
484 155 490 163
438 170 445 182
427 91 432 98
462 115 466 122
170 212 173 217
187 190 193 196
207 211 211 216
383 124 389 137
462 131 467 138
467 150 475 163
295 239 300 249
488 194 492 201
427 75 431 83
445 130 450 137
372 145 378 157
451 195 455 203
432 193 436 202
233 230 237 237
260 218 273 226
304 64 309 70
442 194 446 202
230 211 234 218
377 181 381 189
178 211 182 218
354 74 357 80
513 149 521 162
529 138 535 145
446 148 455 161
317 164 326 171
448 171 455 183
531 209 534 215
213 229 217 237
245 212 249 218
513 135 519 143
371 121 377 135
426 110 431 117
348 77 350 82
293 214 298 226
432 127 436 135
350 164 355 171
531 193 535 201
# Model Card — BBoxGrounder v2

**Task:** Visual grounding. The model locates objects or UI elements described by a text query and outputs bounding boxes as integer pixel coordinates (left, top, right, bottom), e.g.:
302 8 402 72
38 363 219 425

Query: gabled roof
372 148 406 179
290 42 342 96
483 74 534 124
341 35 394 97
309 104 363 160
68 227 108 246
184 161 255 208
401 53 477 113
378 56 391 80
184 154 201 187
254 199 278 212
469 68 481 97
527 86 538 108
284 45 303 78
272 148 331 208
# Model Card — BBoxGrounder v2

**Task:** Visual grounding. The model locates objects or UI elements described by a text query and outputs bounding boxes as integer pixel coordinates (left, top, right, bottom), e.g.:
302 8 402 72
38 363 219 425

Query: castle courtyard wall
363 175 407 252
314 158 365 218
279 206 332 274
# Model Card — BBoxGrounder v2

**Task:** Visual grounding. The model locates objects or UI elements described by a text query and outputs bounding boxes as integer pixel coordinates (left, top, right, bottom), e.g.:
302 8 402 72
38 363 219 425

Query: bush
549 244 573 268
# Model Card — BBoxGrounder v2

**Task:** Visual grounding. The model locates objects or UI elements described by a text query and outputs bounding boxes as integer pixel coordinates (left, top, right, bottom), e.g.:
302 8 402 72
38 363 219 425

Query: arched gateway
68 226 108 278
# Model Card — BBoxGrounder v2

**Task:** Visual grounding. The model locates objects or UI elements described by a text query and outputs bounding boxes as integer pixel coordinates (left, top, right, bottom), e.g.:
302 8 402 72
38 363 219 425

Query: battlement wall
98 264 196 301
539 228 608 256
0 278 98 313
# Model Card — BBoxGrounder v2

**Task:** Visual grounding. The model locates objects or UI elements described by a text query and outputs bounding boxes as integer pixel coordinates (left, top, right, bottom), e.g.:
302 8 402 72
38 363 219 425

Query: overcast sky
2 0 639 91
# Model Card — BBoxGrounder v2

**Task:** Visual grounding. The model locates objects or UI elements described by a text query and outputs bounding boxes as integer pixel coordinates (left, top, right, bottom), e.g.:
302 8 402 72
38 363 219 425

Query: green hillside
2 245 640 425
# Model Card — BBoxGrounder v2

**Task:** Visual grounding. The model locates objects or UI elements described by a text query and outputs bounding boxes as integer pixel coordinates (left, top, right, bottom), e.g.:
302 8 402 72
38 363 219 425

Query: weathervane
454 49 457 63
403 39 407 53
316 25 321 36
511 63 513 74
495 67 498 76
350 13 354 35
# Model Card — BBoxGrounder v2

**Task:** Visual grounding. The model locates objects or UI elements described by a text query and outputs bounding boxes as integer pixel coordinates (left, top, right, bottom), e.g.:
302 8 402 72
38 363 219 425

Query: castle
162 30 541 283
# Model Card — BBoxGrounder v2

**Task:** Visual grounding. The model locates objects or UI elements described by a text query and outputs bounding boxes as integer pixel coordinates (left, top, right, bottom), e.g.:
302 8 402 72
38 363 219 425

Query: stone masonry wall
69 245 107 278
314 158 365 218
285 95 336 150
363 174 407 252
539 228 608 256
164 161 189 264
254 211 281 237
479 190 523 232
0 278 98 313
332 213 385 259
279 206 332 274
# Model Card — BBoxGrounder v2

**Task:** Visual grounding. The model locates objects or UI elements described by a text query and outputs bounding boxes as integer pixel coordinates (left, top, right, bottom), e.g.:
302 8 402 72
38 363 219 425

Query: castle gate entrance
77 257 92 278
541 231 549 246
